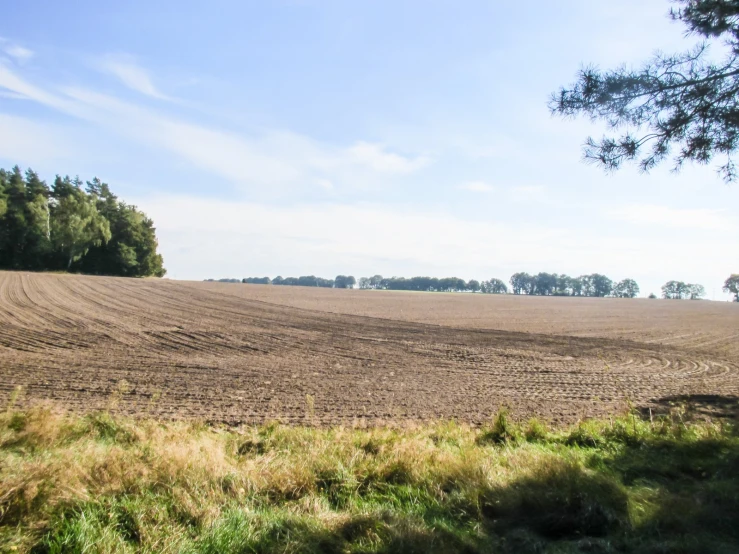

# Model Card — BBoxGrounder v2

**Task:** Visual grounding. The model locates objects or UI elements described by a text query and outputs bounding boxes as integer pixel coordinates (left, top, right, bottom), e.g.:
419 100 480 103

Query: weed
523 418 548 442
478 407 520 445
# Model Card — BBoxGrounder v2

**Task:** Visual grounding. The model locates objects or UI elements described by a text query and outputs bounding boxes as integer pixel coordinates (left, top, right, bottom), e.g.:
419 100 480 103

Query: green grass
1 403 737 553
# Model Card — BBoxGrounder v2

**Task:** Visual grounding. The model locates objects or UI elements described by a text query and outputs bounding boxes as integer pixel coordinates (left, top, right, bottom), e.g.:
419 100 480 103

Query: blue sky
1 0 737 298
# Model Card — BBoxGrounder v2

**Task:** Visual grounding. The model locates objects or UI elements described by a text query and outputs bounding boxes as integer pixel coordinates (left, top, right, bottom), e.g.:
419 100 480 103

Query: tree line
357 275 509 293
209 275 357 288
0 166 165 277
229 273 643 297
228 273 739 301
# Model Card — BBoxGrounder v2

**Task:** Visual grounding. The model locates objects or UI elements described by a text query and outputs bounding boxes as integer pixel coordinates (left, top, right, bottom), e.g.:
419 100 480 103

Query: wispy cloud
0 38 33 64
0 113 74 162
609 204 737 232
5 45 33 63
509 185 546 202
0 63 78 112
136 193 735 287
346 141 430 173
314 178 334 190
98 54 170 100
0 62 431 192
457 181 495 193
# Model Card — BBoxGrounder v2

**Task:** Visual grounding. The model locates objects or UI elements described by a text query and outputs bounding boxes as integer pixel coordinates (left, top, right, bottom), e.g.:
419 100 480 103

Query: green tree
50 189 111 269
0 167 29 269
369 275 384 289
662 280 689 299
533 272 558 295
510 272 533 295
482 278 508 294
570 276 584 297
0 167 51 269
79 179 165 277
591 274 613 297
334 275 356 289
551 0 739 181
687 283 706 299
723 273 739 301
554 274 574 296
579 274 613 297
24 170 52 267
466 279 481 292
613 278 640 298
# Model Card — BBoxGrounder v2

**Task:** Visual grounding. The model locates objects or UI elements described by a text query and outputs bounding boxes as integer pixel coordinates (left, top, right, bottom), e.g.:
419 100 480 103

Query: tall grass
1 403 737 553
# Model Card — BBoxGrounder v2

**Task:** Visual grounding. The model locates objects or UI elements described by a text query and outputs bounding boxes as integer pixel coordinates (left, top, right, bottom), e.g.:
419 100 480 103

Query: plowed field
1 271 737 425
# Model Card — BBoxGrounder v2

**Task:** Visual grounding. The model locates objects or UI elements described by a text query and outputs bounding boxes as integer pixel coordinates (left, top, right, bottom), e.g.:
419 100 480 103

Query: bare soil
1 272 737 425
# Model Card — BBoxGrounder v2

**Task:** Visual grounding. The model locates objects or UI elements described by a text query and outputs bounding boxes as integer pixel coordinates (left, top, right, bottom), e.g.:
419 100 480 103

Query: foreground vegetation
1 401 738 553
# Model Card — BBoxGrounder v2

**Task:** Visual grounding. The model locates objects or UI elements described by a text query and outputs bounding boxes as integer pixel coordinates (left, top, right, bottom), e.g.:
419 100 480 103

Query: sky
0 0 737 298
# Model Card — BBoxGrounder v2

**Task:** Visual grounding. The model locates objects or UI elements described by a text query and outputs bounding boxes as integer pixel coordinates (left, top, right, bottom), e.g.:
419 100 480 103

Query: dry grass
1 399 738 553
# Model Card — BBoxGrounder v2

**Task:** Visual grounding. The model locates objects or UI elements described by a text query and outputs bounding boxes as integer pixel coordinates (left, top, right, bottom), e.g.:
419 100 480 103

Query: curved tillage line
65 277 178 331
0 273 20 325
0 325 95 353
0 273 47 328
25 273 95 329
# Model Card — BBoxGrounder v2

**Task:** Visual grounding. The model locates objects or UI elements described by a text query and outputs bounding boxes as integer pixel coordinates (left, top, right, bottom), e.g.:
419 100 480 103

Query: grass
1 402 738 553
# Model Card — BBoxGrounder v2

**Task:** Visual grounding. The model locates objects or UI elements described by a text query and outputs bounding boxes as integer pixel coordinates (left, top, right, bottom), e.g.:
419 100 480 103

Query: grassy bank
1 403 738 553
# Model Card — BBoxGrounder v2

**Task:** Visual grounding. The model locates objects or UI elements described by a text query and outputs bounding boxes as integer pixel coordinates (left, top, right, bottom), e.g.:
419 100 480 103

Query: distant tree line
221 273 739 301
357 275 509 293
507 272 640 297
0 166 165 277
209 275 358 288
218 272 739 300
228 272 647 298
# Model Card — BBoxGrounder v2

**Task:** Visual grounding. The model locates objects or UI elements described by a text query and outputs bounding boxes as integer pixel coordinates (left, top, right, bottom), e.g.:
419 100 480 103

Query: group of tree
357 275 507 293
509 272 639 298
218 272 739 301
233 273 646 298
0 166 165 277
661 281 706 300
233 275 357 288
356 275 510 293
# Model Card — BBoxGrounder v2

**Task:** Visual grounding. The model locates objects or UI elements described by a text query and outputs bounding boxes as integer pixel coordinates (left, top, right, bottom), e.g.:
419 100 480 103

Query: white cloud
0 113 74 162
99 54 170 100
0 62 78 112
0 90 28 100
509 185 546 202
135 194 563 279
314 178 334 190
346 141 430 173
458 181 495 193
0 63 431 191
4 44 33 63
0 38 33 64
609 204 737 232
133 193 736 295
